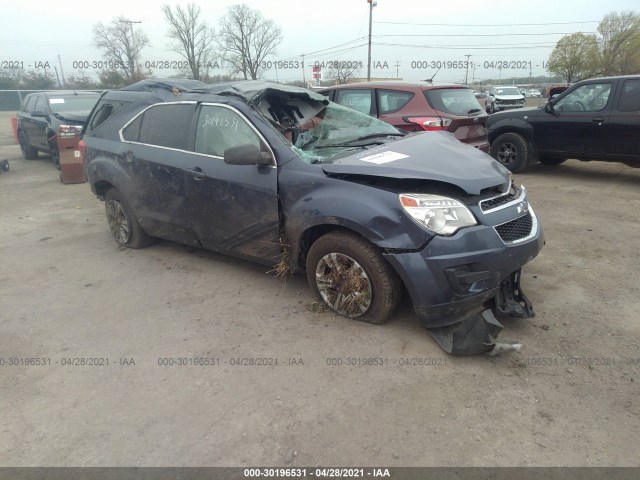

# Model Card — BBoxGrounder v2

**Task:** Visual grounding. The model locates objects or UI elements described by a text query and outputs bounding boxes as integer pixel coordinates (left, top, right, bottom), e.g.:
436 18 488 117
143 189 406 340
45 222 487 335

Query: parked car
485 86 526 113
16 91 100 169
528 89 542 98
319 82 489 152
82 79 543 355
487 75 640 172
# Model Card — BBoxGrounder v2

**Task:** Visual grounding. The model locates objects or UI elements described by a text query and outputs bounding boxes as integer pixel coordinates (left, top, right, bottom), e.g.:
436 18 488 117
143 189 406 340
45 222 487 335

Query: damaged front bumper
383 220 544 355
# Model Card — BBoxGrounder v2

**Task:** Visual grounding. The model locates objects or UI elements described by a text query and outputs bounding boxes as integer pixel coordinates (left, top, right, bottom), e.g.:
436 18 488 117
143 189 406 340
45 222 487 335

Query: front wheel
104 188 154 249
48 137 60 170
18 130 38 160
306 231 402 324
489 132 529 172
486 103 495 114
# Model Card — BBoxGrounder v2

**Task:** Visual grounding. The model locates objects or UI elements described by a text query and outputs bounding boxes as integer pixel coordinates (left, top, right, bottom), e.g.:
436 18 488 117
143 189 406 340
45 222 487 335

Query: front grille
499 100 519 105
480 184 521 212
495 212 533 243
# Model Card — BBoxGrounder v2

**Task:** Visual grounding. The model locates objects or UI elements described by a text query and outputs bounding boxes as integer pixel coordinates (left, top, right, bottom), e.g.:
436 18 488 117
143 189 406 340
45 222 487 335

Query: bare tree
161 3 215 81
326 63 362 85
93 16 150 80
218 4 282 80
598 11 640 76
547 33 599 83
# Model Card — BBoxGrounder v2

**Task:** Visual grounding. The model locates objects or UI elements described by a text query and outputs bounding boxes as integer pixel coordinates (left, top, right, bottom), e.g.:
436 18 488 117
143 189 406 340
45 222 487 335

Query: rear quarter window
424 89 482 116
86 100 132 134
378 90 414 114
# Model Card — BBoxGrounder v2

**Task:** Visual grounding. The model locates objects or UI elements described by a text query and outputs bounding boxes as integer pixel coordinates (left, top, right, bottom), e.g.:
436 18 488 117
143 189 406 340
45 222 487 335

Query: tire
487 103 495 114
538 157 567 166
48 137 60 170
0 160 9 172
104 188 154 249
489 132 529 173
18 130 38 160
306 231 402 324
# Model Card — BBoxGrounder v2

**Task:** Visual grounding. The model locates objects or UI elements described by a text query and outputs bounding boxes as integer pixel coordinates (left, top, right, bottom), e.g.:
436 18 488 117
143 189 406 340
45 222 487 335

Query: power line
373 42 556 50
373 20 600 27
373 32 598 38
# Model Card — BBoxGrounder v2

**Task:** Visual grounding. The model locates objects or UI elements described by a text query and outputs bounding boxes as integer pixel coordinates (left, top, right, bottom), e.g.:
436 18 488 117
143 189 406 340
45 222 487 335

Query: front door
531 81 613 158
185 103 280 264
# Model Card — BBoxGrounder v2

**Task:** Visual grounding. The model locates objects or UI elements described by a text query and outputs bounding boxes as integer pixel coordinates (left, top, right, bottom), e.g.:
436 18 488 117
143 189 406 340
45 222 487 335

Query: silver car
485 86 526 113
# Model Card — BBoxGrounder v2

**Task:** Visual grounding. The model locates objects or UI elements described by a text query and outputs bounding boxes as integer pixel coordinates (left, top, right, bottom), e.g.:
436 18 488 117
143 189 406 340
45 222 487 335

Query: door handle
592 117 604 124
125 151 135 163
189 167 206 180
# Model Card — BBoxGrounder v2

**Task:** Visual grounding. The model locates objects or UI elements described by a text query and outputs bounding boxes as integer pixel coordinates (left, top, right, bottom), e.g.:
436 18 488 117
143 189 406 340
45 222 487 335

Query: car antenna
422 67 441 84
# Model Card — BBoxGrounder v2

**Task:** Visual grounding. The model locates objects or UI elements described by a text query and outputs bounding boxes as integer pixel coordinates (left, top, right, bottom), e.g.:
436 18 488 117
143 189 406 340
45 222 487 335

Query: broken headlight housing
399 194 478 236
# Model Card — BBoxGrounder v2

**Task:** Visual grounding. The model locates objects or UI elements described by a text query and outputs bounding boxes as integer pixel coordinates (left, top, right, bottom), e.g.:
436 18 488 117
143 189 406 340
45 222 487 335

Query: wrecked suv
83 79 544 355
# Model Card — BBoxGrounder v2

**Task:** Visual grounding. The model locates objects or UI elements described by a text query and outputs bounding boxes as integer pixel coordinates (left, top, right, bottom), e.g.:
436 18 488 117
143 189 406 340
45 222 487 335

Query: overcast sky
1 0 638 84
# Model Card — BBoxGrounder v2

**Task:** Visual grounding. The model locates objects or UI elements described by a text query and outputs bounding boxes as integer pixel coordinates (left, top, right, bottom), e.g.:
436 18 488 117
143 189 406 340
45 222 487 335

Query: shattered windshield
257 93 403 164
292 102 403 163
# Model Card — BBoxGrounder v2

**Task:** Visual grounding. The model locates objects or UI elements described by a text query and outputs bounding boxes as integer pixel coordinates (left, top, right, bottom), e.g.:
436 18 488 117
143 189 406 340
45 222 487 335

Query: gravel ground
0 110 639 467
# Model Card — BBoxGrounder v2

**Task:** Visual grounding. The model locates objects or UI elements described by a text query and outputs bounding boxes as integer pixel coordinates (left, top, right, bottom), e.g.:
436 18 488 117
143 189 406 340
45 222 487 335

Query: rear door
119 102 198 246
606 78 640 160
376 89 415 130
184 103 280 264
531 80 614 157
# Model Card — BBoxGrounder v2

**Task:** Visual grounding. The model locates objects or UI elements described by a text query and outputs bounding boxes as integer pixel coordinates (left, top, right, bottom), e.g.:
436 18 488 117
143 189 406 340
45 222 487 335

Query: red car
319 82 489 152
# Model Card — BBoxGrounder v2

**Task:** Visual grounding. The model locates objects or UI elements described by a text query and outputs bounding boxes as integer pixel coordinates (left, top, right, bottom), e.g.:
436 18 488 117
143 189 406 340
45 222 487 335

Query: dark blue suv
82 79 544 355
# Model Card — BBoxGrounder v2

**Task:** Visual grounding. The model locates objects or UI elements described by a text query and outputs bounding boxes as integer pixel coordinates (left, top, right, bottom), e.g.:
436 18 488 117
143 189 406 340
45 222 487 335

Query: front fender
279 166 432 270
487 116 534 144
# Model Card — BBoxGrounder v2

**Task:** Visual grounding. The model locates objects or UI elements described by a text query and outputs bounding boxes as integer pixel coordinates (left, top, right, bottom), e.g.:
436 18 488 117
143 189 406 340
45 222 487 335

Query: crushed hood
321 132 509 195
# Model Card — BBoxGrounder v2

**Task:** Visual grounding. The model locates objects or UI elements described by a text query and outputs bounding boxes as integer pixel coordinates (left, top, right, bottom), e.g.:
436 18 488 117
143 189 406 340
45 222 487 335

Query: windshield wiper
331 132 405 147
313 144 367 150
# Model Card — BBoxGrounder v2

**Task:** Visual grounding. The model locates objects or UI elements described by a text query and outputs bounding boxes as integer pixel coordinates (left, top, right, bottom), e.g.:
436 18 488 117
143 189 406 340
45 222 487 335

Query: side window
617 79 640 113
556 83 612 113
335 89 372 115
33 96 44 112
194 105 262 158
378 89 413 114
136 103 194 150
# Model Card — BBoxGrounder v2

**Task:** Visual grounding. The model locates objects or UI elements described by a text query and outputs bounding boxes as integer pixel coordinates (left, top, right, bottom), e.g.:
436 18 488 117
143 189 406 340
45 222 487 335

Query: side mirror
224 143 273 166
544 102 554 114
31 110 47 117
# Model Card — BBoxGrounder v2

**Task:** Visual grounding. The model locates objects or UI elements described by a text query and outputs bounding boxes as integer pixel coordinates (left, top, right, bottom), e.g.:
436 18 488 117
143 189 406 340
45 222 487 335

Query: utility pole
367 0 377 81
464 54 471 85
57 54 66 87
301 54 306 85
395 61 401 80
120 19 142 76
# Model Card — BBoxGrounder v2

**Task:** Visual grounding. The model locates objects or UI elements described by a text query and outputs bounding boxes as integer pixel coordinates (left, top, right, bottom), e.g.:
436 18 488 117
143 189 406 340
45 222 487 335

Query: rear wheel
306 231 402 324
104 188 154 249
490 132 529 172
18 130 38 160
538 157 567 166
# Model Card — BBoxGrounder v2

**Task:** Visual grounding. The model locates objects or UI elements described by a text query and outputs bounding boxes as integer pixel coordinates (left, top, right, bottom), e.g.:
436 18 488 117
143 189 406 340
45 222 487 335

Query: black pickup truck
487 75 640 172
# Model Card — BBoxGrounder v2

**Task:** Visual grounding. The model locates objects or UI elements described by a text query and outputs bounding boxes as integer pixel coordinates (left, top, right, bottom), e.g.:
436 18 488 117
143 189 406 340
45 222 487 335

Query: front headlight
399 194 478 236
